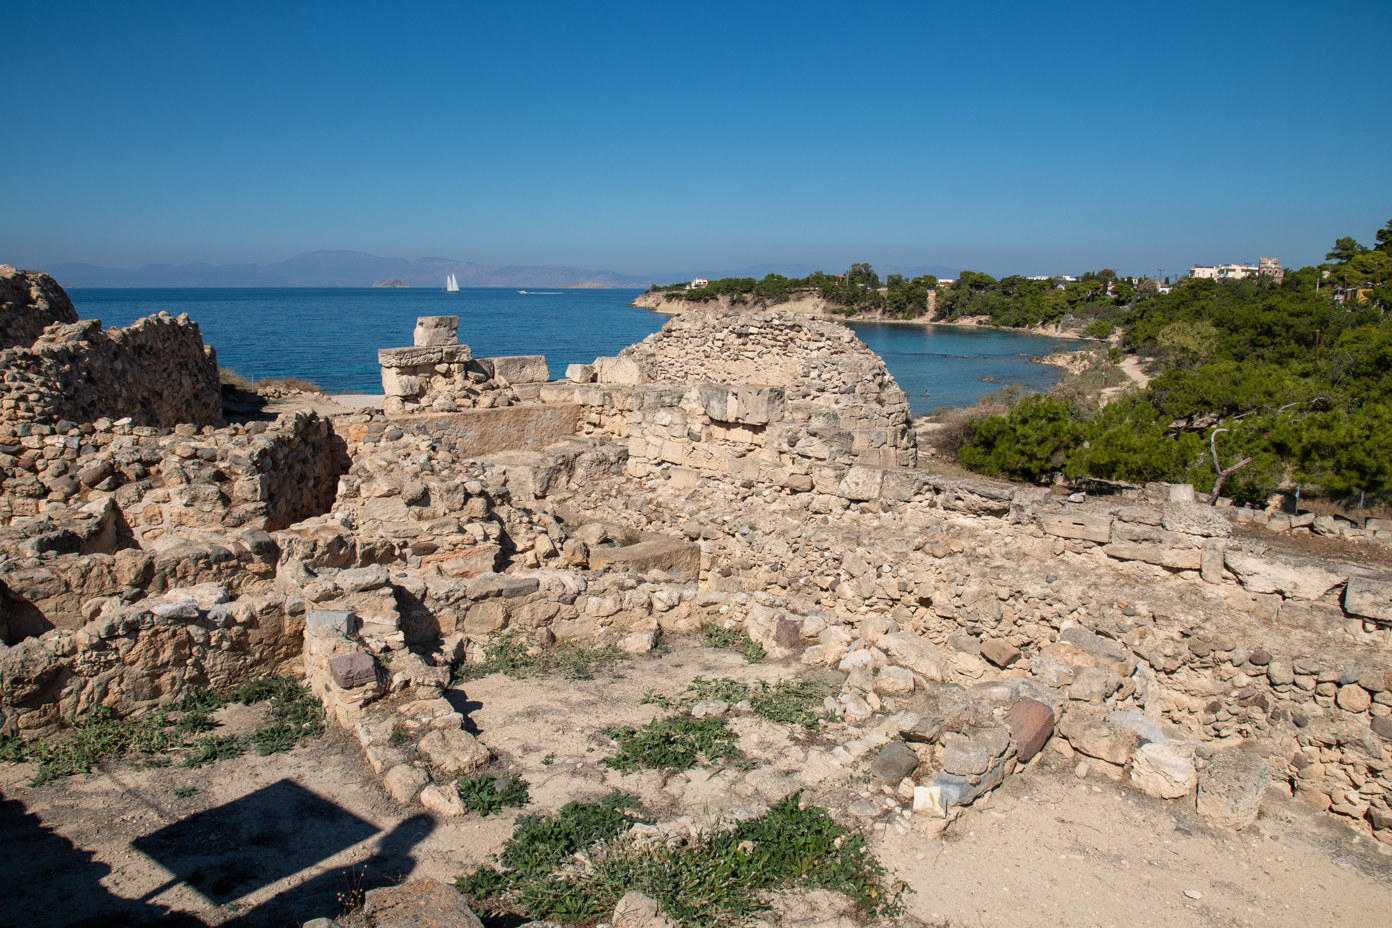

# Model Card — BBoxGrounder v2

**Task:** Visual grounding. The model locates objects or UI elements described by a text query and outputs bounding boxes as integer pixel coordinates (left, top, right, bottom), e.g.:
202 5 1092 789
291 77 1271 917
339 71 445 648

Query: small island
372 278 409 288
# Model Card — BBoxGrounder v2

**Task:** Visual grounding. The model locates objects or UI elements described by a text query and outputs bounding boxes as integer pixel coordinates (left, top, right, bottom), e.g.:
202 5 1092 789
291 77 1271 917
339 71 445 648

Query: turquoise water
67 288 1074 412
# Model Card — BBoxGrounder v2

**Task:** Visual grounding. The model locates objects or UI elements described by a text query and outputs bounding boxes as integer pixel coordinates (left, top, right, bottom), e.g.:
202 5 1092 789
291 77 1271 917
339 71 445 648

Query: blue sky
4 0 1389 278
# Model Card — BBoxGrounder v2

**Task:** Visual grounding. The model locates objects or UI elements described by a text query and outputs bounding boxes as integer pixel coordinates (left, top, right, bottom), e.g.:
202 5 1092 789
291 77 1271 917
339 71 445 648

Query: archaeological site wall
0 266 78 349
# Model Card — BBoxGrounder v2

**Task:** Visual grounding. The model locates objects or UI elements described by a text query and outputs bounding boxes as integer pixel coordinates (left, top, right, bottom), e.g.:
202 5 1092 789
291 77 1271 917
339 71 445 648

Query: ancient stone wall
0 313 220 428
378 315 551 415
0 266 78 350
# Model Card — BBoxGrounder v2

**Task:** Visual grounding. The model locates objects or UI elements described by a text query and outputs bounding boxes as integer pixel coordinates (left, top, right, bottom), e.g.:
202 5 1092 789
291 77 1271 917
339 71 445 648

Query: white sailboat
445 273 459 292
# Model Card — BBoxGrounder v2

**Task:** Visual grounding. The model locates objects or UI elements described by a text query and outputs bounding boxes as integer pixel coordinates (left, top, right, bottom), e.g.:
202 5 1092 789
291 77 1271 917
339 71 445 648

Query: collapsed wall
0 314 221 428
0 266 78 350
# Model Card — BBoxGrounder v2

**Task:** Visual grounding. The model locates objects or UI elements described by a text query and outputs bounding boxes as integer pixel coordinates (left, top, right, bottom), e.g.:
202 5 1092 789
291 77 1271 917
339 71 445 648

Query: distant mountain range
37 251 959 289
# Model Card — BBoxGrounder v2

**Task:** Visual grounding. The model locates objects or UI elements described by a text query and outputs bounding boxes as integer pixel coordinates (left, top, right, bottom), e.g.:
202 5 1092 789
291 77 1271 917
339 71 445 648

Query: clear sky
4 0 1389 278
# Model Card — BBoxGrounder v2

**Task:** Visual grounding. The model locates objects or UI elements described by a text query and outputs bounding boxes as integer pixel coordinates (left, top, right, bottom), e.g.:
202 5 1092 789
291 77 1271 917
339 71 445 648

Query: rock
878 632 947 681
1038 512 1112 543
873 665 916 695
419 784 466 817
1223 551 1346 601
1130 742 1198 799
772 618 801 648
413 316 459 347
1068 667 1118 703
1003 698 1054 762
1196 748 1270 829
870 741 920 784
383 765 429 804
1057 710 1138 766
418 729 489 774
1337 684 1372 713
1161 501 1232 537
980 639 1021 668
613 892 677 928
307 609 356 637
940 733 995 777
1345 576 1392 622
329 652 378 689
362 878 483 928
1372 717 1392 740
337 564 390 593
1266 659 1294 686
620 631 657 654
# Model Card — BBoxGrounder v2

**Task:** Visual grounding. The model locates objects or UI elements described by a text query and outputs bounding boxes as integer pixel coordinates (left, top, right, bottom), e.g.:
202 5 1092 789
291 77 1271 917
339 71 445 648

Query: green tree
959 395 1079 480
1376 219 1392 255
1326 236 1369 263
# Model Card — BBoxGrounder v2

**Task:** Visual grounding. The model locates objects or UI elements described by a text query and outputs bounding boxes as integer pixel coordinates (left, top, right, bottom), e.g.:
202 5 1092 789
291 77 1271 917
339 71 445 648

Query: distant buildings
1188 257 1283 282
686 278 709 290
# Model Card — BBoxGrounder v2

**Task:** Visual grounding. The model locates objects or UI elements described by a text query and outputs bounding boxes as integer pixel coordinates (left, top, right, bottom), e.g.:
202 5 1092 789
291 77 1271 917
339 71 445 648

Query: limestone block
1057 709 1137 766
383 764 429 804
566 363 595 383
362 878 483 928
874 665 916 695
1223 551 1347 601
419 784 466 817
1038 512 1112 543
837 465 885 501
479 355 549 384
1197 748 1270 829
418 728 489 774
1130 742 1198 799
413 315 459 347
980 639 1021 668
1345 575 1392 621
378 345 471 367
879 632 947 681
1101 541 1201 571
1201 539 1227 583
594 356 646 384
306 609 356 638
1161 501 1232 537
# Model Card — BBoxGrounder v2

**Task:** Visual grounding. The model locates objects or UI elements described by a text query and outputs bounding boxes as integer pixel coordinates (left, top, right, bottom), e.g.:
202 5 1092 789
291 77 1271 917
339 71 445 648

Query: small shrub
605 715 740 771
182 735 247 768
643 677 833 730
172 786 198 799
453 636 623 684
457 774 531 816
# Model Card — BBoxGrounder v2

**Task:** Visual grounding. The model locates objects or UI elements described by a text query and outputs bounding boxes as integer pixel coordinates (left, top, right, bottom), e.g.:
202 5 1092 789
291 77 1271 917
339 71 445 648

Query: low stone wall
0 586 304 734
0 313 220 428
393 406 583 458
0 266 78 350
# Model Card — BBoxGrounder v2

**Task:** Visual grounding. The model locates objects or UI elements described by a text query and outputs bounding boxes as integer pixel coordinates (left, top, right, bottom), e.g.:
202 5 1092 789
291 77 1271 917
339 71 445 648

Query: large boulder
1197 748 1270 829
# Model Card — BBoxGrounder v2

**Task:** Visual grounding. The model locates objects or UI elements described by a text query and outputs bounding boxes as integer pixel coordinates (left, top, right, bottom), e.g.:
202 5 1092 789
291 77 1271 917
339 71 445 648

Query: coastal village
1 263 1391 928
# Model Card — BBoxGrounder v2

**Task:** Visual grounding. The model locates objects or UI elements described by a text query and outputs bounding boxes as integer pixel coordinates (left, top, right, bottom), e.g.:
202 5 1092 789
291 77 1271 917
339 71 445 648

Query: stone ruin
2 275 1391 851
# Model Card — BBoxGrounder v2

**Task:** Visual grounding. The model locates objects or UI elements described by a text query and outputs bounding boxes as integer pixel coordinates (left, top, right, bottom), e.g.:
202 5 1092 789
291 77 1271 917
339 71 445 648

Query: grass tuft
642 676 834 730
604 714 740 771
452 635 624 684
703 625 765 662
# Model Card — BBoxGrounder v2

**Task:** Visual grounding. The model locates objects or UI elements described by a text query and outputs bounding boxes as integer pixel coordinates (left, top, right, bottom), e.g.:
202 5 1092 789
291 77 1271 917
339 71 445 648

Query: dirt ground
4 643 1390 928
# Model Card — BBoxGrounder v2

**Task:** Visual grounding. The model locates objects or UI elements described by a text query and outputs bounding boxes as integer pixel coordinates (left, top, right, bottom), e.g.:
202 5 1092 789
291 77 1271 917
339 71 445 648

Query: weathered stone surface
1102 541 1201 571
329 652 378 689
980 639 1021 668
419 783 466 817
1161 501 1232 537
479 355 549 385
362 877 484 928
565 362 595 383
1057 710 1137 766
1038 512 1112 543
1345 575 1392 621
307 609 356 637
594 356 647 384
418 728 489 774
1004 698 1054 762
1223 552 1346 601
613 891 677 928
870 740 920 783
1058 627 1127 666
1197 748 1270 829
383 764 429 804
879 633 947 681
413 316 459 347
587 535 700 582
873 664 916 695
1130 742 1197 799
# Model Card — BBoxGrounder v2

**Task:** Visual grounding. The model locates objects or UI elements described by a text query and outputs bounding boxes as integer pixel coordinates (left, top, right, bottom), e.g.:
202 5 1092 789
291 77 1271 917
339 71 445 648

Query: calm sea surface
67 288 1076 413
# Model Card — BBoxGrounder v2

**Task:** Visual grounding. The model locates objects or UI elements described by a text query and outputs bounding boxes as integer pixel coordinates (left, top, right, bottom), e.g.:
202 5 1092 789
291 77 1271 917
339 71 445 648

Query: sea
67 288 1077 414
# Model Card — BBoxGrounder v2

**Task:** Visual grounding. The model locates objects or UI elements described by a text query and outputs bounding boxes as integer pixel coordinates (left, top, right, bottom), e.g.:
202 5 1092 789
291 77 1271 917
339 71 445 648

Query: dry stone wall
378 315 550 416
0 313 220 428
0 266 78 350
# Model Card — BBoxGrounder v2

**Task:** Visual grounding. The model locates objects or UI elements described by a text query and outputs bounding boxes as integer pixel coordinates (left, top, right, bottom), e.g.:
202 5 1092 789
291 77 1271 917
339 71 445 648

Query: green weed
703 625 765 662
642 676 834 730
604 715 740 772
452 636 624 684
182 735 247 767
457 774 531 816
455 793 905 928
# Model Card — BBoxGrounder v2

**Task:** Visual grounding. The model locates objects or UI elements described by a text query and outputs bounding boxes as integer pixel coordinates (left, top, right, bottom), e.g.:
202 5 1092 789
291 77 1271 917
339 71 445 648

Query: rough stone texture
613 891 678 928
980 639 1021 668
1197 748 1271 829
329 652 378 689
362 878 484 928
418 728 489 775
1057 709 1137 766
1223 551 1347 601
0 266 78 349
414 316 459 347
870 740 920 783
1038 512 1112 543
1345 575 1392 621
1003 698 1054 762
1130 742 1198 799
1161 501 1233 537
